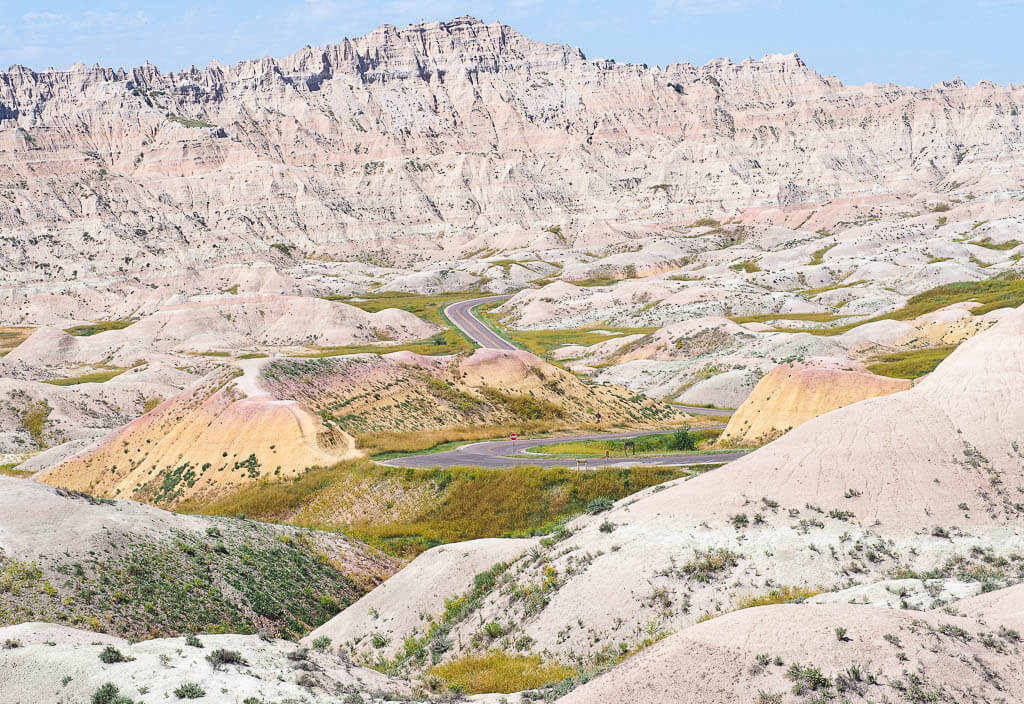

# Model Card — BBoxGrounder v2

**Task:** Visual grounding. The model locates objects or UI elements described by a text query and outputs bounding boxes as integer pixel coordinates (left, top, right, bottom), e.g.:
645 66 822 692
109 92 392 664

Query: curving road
445 295 515 350
381 431 748 469
382 296 749 469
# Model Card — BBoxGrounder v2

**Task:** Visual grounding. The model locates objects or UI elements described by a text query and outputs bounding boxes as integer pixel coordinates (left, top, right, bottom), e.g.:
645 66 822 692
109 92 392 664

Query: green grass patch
568 276 623 287
0 522 367 641
801 280 866 296
430 652 575 694
728 312 853 325
866 345 958 379
184 461 686 558
64 320 134 336
729 259 761 273
485 325 656 358
808 243 837 266
0 463 33 477
526 429 726 458
782 278 1024 337
322 290 482 355
168 115 215 129
44 369 127 386
972 238 1022 251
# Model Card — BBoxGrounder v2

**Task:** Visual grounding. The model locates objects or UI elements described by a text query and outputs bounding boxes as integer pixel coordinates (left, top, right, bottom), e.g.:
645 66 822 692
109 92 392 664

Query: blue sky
0 1 1020 87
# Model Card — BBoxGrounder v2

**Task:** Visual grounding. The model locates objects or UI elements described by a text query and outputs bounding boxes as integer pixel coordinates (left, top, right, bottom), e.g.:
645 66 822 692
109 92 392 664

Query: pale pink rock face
0 16 1021 301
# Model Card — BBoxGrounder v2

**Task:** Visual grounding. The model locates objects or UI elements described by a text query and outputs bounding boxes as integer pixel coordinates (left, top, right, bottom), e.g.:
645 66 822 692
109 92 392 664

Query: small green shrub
99 645 131 663
206 648 247 667
91 682 135 704
173 682 206 699
185 634 203 648
311 635 332 650
587 497 615 514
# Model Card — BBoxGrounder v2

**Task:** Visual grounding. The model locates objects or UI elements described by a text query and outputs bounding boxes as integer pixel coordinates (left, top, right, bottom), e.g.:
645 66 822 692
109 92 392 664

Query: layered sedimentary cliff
1 15 1021 293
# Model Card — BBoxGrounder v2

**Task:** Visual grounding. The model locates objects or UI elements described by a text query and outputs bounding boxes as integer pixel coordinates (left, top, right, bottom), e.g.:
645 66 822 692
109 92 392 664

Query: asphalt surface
381 430 748 469
385 294 750 469
445 295 515 350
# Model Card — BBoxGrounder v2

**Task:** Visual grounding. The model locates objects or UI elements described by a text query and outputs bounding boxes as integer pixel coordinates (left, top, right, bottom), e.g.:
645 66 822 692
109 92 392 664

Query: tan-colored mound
559 585 1024 703
39 360 356 506
719 358 911 446
260 348 685 437
317 306 1024 671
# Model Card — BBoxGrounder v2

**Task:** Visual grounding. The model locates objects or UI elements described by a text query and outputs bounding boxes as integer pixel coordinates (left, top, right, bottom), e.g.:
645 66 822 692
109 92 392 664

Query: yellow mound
719 359 910 446
39 366 356 507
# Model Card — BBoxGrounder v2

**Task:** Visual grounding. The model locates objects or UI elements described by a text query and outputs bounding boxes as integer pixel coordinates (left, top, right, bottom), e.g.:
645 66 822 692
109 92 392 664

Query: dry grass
735 585 823 610
0 326 35 356
182 460 685 558
808 243 837 265
728 312 852 325
429 652 575 694
44 368 127 386
0 464 33 478
63 320 134 336
866 345 958 379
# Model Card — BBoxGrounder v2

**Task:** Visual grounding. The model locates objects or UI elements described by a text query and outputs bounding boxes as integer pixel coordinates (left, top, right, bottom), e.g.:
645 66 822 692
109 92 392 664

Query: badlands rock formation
0 476 397 640
312 304 1024 687
561 589 1024 703
1 15 1022 318
38 349 683 506
718 358 912 446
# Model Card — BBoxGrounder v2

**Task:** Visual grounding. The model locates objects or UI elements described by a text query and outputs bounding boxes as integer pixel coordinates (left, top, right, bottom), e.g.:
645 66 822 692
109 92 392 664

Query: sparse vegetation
867 345 958 379
429 652 575 694
44 368 128 386
808 243 837 265
64 320 135 336
183 460 684 558
173 681 206 699
735 585 822 610
99 645 132 663
20 399 50 447
168 115 215 129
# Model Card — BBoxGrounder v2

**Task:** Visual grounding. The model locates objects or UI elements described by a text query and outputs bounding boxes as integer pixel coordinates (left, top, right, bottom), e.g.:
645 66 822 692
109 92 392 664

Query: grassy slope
867 345 959 379
183 460 688 558
64 320 135 336
312 291 481 356
44 368 127 386
0 326 35 356
774 279 1024 336
0 505 388 641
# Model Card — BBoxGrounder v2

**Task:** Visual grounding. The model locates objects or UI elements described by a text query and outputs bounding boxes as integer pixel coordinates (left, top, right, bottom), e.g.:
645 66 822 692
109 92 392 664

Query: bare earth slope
560 587 1024 703
311 304 1024 678
719 358 912 446
0 475 397 640
1 16 1022 314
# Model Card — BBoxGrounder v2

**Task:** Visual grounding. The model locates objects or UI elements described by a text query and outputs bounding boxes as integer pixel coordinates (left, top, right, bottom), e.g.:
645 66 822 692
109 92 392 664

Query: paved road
445 295 515 350
382 430 748 469
401 294 748 469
